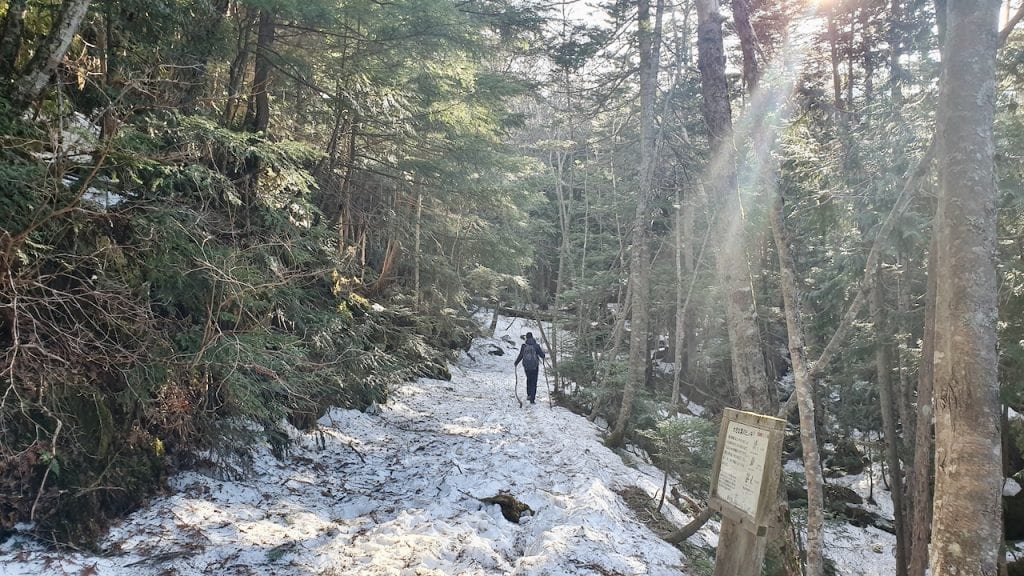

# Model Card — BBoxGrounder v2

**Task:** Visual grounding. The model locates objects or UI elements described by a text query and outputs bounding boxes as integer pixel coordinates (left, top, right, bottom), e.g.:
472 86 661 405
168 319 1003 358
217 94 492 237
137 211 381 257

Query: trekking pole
514 366 523 408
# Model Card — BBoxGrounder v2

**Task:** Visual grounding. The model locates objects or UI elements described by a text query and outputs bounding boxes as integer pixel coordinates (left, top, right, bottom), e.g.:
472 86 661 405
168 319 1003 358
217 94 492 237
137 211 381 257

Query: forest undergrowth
0 104 477 544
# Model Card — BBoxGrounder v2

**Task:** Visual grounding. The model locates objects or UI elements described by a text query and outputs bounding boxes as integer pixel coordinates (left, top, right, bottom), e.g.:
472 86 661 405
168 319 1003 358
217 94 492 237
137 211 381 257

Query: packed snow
0 314 898 575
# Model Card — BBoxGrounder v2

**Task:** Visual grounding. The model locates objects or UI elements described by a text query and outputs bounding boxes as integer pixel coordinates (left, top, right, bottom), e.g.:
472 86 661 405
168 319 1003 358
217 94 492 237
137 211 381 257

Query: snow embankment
1 316 708 575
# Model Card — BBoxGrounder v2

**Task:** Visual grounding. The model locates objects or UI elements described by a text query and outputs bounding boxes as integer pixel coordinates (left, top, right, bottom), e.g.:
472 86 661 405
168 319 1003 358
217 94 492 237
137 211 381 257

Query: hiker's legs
525 369 539 402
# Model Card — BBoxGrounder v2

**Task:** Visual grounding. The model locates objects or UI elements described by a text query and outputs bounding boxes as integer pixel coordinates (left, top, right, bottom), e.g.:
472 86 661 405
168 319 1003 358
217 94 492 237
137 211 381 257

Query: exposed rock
824 438 867 476
824 483 863 508
1005 484 1024 540
478 491 533 523
842 505 895 534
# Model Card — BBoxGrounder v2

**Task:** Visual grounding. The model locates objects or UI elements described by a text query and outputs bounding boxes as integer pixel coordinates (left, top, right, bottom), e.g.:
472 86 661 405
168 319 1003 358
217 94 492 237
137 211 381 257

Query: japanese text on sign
714 421 769 518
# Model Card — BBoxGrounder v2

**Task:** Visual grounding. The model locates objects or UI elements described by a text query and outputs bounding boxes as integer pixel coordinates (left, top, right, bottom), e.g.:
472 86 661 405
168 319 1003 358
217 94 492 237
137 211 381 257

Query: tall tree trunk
413 187 423 312
895 246 917 549
101 0 117 86
896 248 916 455
178 0 231 111
552 148 572 393
846 16 856 109
316 91 351 220
872 265 908 576
607 0 662 448
224 6 255 126
908 233 937 576
696 2 780 574
770 194 825 576
672 189 689 413
737 10 820 573
828 9 843 122
246 9 275 133
0 0 29 78
890 0 904 104
729 0 758 95
608 278 631 363
696 0 769 414
911 15 1024 575
12 0 92 108
929 2 1002 574
577 155 591 360
683 199 700 389
338 128 357 241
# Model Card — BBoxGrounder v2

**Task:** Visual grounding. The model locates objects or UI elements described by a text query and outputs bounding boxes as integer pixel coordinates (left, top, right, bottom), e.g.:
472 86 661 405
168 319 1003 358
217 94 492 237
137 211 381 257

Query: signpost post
709 408 786 576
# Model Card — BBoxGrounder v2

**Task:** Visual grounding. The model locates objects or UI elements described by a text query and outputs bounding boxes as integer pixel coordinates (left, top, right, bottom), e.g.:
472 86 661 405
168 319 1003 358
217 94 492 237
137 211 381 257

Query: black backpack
523 343 539 370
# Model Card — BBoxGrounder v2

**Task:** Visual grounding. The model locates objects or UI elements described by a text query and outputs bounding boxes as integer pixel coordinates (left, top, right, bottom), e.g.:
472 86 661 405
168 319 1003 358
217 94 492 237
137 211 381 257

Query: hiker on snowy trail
514 332 545 404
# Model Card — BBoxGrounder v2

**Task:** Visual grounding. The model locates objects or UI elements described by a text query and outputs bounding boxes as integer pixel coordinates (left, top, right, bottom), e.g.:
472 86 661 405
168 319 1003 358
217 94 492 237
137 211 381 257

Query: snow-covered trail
1 316 706 575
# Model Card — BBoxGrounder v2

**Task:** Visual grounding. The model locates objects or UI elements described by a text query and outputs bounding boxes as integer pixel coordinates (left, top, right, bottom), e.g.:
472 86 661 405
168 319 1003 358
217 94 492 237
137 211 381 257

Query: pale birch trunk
551 148 571 392
577 164 591 360
929 2 1003 574
770 195 825 576
672 189 687 414
12 0 92 108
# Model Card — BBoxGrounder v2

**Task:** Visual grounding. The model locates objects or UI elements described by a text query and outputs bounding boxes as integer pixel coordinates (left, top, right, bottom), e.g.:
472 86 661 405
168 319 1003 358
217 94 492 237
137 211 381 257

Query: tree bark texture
224 6 255 126
930 2 1003 575
246 9 275 132
729 0 759 95
889 0 904 104
413 188 423 312
672 189 687 413
828 10 843 120
696 2 784 574
896 248 916 459
608 0 662 447
666 505 715 543
552 149 572 393
769 194 825 576
683 199 699 388
0 0 29 77
871 266 908 576
696 0 770 413
908 234 936 576
12 0 92 108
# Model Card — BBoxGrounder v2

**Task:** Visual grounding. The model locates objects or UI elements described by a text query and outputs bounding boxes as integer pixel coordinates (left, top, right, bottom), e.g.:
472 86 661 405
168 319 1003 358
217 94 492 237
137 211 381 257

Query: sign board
709 408 786 535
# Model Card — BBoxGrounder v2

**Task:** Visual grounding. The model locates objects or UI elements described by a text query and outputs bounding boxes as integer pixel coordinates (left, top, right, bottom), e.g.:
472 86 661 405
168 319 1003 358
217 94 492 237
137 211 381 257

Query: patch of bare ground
615 485 680 539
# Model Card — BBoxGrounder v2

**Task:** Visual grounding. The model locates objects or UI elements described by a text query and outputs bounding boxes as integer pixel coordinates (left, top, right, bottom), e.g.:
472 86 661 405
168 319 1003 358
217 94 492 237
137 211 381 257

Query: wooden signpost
709 408 786 576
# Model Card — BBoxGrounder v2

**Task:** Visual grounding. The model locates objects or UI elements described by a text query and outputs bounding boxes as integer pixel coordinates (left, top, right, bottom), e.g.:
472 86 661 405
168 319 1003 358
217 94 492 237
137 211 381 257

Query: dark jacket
514 336 545 370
